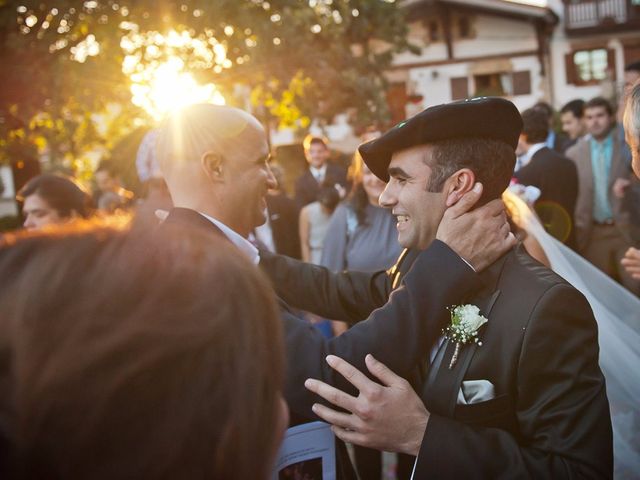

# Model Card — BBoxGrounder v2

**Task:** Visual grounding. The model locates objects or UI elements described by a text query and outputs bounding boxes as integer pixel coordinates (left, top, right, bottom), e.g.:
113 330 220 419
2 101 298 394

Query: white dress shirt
309 164 327 183
198 212 260 265
516 142 546 171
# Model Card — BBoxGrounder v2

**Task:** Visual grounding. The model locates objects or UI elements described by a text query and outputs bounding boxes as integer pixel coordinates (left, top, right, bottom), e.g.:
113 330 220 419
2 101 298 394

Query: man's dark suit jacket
294 163 348 209
515 147 579 248
553 132 573 155
265 193 301 259
261 245 613 479
160 208 481 478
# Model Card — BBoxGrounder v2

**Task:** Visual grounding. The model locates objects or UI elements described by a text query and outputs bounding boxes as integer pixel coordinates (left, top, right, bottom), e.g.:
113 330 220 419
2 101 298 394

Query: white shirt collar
198 212 260 265
309 164 327 180
519 142 546 169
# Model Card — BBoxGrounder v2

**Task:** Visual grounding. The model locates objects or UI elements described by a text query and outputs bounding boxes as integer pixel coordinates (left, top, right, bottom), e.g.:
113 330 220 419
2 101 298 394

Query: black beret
359 97 522 181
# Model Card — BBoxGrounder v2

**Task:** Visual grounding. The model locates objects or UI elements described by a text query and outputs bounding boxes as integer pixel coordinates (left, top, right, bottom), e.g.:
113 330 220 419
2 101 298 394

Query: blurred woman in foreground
0 220 287 479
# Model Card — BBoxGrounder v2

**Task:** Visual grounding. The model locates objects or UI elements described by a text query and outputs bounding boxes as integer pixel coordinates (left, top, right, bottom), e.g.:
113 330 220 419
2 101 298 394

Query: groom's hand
437 183 516 271
305 354 428 456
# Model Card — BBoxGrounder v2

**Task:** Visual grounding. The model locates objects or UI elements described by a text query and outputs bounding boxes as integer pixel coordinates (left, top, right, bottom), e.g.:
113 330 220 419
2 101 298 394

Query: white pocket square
456 380 495 405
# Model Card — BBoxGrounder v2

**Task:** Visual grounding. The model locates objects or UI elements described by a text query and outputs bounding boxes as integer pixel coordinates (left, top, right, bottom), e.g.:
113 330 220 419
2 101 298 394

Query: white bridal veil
505 191 640 479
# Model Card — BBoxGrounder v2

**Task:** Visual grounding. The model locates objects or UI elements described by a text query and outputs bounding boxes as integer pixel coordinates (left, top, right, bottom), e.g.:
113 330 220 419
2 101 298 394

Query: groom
302 99 613 478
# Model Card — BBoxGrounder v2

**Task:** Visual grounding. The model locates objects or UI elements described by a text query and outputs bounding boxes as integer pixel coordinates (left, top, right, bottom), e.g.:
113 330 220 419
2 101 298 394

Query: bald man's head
156 104 276 236
157 105 265 176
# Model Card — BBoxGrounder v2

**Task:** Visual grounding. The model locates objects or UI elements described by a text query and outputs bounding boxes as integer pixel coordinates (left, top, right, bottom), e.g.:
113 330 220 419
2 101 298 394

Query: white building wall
548 30 618 106
546 0 634 109
510 55 546 110
393 13 539 67
393 20 449 66
405 54 544 113
454 14 539 58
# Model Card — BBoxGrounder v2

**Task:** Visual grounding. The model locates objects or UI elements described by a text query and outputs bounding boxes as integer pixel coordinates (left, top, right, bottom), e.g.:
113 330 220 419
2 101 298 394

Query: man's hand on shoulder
305 354 428 456
436 183 516 272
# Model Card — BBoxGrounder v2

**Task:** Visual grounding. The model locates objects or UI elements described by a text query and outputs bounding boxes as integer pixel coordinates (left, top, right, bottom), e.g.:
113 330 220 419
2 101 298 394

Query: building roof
404 0 557 24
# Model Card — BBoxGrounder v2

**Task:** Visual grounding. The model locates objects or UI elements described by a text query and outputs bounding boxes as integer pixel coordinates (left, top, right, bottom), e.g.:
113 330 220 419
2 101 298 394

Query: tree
0 0 414 177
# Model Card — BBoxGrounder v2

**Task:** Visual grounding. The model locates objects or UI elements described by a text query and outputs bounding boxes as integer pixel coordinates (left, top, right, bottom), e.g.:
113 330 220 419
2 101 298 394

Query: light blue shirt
589 133 614 222
545 130 556 150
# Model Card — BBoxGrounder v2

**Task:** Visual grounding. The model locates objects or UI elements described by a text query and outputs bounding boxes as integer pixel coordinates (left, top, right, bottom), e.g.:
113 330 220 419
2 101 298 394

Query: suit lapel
162 208 229 242
582 141 594 189
422 250 511 417
389 248 420 289
424 289 501 417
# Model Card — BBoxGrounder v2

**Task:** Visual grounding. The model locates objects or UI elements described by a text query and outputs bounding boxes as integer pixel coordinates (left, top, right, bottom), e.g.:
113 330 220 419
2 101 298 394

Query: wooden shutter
607 48 617 81
450 77 469 100
512 71 532 95
386 82 408 126
565 52 578 85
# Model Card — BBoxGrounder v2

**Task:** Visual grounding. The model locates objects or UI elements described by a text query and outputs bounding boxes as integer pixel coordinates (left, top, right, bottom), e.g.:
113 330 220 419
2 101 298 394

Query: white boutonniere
443 304 488 369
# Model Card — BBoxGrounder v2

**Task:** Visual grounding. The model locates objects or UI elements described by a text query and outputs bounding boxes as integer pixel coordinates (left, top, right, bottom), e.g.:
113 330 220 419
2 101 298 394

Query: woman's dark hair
346 152 370 226
16 174 92 218
0 221 285 480
318 185 340 214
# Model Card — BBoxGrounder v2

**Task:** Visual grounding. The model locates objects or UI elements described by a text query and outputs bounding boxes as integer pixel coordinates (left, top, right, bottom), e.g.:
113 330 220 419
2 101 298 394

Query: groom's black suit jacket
261 244 613 478
160 208 481 477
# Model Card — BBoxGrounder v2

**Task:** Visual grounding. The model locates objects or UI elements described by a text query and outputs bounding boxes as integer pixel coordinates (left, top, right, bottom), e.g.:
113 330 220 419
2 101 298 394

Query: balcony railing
565 0 640 33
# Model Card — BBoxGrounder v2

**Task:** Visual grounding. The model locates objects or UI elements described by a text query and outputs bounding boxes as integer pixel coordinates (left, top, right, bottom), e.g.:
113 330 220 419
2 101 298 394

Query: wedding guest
299 185 341 338
294 136 348 209
299 185 340 264
566 97 639 294
321 151 401 330
514 108 578 248
559 99 586 146
94 161 134 212
533 101 571 154
17 174 92 230
320 151 409 478
0 222 288 479
617 62 640 124
621 79 640 279
254 163 301 259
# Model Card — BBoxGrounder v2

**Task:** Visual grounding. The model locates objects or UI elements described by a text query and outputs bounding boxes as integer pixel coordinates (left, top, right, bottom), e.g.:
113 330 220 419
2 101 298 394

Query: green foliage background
0 0 414 179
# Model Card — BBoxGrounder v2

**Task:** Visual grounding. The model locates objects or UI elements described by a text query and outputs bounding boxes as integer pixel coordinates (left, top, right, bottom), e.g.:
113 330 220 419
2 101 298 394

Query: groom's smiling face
379 144 449 250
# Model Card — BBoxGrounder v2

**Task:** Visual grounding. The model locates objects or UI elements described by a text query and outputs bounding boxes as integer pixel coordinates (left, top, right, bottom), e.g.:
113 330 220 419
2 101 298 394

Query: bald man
155 104 514 477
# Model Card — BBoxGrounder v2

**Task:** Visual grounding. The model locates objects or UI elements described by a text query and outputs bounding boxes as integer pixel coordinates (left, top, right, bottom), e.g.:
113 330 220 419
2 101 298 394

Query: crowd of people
0 65 639 479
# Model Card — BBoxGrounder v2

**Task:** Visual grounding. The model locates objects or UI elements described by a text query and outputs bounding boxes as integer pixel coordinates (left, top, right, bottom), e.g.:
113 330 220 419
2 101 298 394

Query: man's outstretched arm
284 185 518 419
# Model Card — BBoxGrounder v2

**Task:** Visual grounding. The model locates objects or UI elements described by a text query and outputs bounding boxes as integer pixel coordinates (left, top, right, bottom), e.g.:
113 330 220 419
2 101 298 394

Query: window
512 71 532 96
450 77 469 100
454 71 531 100
473 73 511 97
458 16 471 39
565 48 615 85
428 20 440 42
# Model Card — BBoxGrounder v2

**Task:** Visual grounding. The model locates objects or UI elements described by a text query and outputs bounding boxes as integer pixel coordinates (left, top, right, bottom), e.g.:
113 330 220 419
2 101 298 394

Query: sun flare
129 56 226 121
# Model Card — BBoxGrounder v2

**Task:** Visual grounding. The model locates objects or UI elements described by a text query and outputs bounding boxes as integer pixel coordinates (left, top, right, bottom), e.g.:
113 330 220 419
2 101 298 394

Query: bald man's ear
445 168 476 207
202 151 225 183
